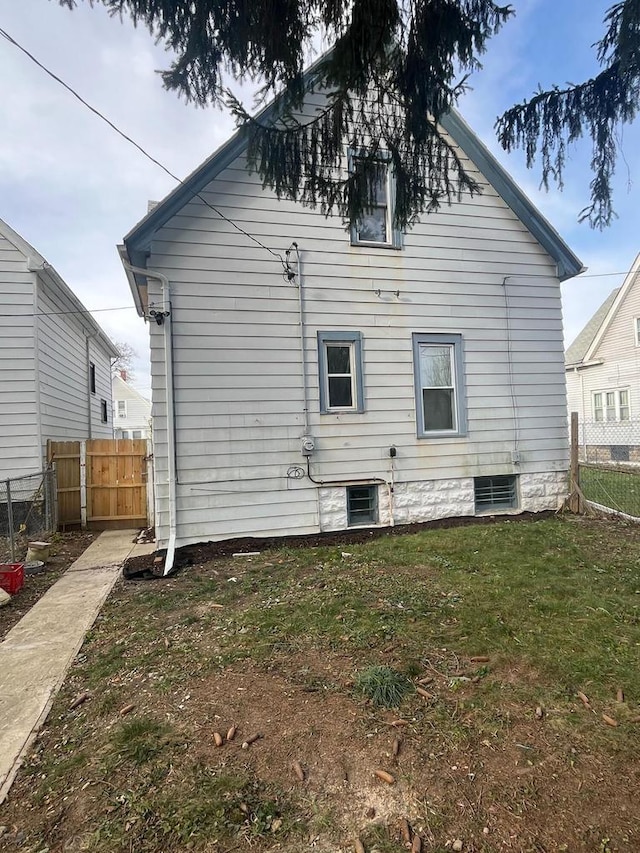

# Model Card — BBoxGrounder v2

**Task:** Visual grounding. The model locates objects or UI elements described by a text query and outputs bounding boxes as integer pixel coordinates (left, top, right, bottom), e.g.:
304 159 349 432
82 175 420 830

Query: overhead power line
0 25 286 269
0 26 635 289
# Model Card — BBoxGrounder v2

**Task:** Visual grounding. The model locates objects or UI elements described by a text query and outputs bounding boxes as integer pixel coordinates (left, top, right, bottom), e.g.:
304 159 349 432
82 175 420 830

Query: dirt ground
1 514 639 852
0 531 95 640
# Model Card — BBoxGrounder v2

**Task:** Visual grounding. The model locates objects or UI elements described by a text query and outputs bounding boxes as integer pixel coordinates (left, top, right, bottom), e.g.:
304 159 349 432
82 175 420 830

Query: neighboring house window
100 399 108 423
593 390 630 422
132 430 143 439
317 331 364 413
89 362 96 394
474 475 518 512
635 318 640 346
347 485 378 526
412 333 466 437
349 152 402 249
117 400 127 418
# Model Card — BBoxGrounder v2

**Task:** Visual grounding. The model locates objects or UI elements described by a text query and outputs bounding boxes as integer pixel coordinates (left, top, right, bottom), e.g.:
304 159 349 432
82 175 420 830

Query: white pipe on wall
122 262 177 576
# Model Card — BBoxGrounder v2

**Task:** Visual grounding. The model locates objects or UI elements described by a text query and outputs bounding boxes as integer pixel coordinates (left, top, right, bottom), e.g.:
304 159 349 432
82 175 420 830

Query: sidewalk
0 530 156 803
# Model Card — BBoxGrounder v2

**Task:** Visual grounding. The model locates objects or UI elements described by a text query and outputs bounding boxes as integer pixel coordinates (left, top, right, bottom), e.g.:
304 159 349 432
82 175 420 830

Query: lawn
1 514 639 853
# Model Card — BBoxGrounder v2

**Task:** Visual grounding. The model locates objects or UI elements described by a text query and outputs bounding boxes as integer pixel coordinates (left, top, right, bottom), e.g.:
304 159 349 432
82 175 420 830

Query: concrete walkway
0 530 156 803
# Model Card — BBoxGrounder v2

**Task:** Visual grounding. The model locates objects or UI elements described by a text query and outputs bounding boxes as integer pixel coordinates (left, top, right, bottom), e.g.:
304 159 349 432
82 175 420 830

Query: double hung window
318 331 364 413
412 333 466 437
349 153 401 248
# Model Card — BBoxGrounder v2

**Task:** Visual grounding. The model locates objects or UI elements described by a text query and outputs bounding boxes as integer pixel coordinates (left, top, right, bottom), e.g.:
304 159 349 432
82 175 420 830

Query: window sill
350 240 401 250
417 432 467 440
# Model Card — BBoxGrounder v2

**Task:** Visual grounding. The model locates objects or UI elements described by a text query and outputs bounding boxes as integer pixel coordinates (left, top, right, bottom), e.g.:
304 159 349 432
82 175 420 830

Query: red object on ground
0 563 24 595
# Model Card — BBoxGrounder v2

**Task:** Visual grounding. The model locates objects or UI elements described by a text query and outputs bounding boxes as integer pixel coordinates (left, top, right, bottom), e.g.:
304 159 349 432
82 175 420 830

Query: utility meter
301 435 315 456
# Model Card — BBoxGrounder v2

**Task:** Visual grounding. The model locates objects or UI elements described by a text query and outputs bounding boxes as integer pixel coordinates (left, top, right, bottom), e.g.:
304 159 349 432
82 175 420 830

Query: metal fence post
6 479 15 561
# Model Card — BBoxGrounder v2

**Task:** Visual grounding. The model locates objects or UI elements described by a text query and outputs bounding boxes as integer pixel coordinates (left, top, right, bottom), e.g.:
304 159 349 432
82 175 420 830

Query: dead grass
1 514 640 852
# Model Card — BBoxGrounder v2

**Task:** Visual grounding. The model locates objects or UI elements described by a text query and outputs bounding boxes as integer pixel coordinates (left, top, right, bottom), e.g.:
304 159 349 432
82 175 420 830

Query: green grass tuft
354 664 412 707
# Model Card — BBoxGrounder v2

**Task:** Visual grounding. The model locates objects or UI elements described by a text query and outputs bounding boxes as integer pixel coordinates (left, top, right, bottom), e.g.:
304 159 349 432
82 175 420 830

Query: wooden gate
48 438 151 530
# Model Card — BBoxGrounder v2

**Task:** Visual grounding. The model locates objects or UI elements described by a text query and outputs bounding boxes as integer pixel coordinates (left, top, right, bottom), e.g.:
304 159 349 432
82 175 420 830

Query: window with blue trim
318 331 365 413
349 152 402 249
412 333 467 438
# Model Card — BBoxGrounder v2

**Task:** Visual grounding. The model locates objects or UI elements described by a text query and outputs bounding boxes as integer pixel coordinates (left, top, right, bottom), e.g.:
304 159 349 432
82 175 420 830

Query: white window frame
317 331 365 414
348 151 402 249
634 317 640 347
117 400 127 419
593 389 630 422
412 333 467 438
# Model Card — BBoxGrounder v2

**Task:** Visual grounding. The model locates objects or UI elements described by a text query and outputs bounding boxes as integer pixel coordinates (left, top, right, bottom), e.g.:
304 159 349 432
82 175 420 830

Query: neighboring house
0 218 118 480
120 81 583 568
112 371 152 439
565 254 640 461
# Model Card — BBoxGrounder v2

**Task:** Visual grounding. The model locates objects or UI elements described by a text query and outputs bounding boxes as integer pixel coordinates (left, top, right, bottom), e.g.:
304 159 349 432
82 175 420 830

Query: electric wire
0 25 287 271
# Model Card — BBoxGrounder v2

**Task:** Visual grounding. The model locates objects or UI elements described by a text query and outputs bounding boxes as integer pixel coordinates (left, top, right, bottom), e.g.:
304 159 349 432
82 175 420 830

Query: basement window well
347 485 378 526
474 475 518 512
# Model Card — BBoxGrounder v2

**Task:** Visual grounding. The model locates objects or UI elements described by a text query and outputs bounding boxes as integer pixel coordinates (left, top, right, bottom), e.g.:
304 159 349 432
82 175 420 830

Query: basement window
474 475 517 512
347 485 378 526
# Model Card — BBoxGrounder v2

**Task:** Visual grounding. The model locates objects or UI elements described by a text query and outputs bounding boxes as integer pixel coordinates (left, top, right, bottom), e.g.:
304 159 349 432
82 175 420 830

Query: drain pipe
286 242 310 434
122 261 177 576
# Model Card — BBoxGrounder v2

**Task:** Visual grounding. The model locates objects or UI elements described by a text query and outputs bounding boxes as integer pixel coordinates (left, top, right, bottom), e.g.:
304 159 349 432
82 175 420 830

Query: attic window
474 476 518 512
349 152 402 249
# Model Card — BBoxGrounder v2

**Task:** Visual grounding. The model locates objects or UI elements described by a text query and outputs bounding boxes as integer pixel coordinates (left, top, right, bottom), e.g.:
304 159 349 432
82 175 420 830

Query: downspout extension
122 261 177 576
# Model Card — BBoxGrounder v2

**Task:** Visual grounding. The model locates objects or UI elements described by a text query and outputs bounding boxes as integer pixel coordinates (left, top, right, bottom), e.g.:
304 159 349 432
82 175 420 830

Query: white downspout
122 262 177 575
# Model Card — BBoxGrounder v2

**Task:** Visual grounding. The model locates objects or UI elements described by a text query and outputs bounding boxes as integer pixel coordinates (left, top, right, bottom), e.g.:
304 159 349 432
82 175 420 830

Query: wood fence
47 438 153 530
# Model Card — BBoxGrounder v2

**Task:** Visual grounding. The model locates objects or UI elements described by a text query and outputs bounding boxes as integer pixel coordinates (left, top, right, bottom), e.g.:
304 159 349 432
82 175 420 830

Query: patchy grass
580 465 640 516
2 514 640 853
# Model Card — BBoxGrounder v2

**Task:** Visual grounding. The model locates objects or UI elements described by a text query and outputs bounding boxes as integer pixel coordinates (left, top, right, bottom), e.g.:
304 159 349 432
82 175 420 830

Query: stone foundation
318 470 568 531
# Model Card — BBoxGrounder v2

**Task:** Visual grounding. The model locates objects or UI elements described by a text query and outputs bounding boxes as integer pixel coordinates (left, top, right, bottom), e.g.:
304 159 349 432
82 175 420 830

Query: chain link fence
0 468 57 561
576 418 640 518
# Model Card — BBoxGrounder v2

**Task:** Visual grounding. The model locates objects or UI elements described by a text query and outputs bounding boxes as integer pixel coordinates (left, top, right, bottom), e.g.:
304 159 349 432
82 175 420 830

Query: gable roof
122 62 584 292
565 253 640 367
565 287 620 367
0 217 120 358
112 372 151 407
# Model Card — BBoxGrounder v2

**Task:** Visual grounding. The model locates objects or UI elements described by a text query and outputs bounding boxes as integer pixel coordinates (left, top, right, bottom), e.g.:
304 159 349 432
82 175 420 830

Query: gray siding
0 236 40 478
146 147 569 547
35 276 113 444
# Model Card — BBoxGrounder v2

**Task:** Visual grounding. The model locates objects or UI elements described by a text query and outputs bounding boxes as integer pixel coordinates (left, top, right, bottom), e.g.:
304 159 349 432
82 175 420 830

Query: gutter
120 259 177 576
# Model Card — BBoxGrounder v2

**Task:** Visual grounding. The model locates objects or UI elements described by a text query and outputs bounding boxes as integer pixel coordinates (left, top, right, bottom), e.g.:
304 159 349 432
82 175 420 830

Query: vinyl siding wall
565 272 640 425
112 374 151 436
36 274 113 446
0 236 40 478
145 146 570 547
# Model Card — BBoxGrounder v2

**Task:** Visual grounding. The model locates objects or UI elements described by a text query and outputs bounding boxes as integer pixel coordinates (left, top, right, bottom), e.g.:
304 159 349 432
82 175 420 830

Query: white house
112 371 152 439
0 218 118 481
120 86 583 571
565 254 640 461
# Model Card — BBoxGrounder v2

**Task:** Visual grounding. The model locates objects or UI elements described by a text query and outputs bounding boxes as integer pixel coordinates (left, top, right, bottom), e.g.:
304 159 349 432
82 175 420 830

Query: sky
1 0 639 396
